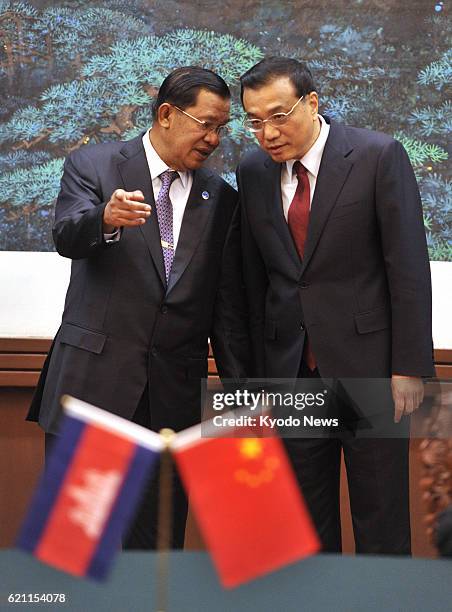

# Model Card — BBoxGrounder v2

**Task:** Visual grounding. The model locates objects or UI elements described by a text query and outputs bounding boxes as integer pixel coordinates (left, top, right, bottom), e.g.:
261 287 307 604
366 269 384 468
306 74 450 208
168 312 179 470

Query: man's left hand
391 375 424 423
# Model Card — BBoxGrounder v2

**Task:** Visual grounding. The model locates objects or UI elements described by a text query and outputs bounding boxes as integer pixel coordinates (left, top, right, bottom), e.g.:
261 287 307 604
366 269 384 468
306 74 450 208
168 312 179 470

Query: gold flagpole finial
159 428 176 446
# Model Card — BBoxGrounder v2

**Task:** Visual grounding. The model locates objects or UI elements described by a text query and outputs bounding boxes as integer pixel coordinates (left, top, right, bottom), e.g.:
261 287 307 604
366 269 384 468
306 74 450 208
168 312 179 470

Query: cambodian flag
17 395 163 580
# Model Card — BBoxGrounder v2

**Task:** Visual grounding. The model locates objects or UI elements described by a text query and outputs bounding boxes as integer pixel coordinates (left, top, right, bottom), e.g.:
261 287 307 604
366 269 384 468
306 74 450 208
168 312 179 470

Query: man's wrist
103 222 117 233
104 228 121 243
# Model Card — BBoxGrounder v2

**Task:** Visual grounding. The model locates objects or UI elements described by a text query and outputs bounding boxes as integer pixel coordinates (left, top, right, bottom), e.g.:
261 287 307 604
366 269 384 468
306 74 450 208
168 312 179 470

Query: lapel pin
201 191 210 200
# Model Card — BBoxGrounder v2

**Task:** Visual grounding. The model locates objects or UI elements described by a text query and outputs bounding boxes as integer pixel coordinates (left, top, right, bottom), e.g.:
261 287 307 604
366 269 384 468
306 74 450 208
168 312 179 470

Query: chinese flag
172 435 320 587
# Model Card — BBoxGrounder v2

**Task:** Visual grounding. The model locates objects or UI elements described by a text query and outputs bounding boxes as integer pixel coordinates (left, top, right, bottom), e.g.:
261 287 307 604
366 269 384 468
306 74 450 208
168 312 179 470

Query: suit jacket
29 134 249 434
237 118 435 379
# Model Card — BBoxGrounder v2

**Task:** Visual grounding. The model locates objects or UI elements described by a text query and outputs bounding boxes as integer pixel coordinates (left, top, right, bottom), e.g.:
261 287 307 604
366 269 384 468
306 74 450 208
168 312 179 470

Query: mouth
194 148 214 159
266 144 286 154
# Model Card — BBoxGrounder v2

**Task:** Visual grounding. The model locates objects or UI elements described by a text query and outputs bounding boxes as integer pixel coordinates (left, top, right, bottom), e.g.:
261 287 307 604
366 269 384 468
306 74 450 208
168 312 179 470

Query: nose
261 122 280 142
203 130 220 147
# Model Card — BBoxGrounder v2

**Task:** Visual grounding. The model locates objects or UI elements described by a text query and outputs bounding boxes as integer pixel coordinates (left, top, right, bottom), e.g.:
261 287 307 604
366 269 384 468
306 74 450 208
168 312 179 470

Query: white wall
0 252 69 338
0 252 451 349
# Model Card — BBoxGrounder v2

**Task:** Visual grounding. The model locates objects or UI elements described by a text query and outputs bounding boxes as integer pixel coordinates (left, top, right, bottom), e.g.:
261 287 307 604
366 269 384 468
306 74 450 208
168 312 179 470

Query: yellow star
238 438 263 459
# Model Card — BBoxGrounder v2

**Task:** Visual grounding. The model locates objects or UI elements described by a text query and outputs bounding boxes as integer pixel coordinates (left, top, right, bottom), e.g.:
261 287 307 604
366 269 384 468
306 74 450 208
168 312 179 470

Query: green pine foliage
82 30 263 87
0 105 45 143
0 2 450 259
0 158 65 207
394 132 448 167
0 3 148 81
0 150 51 171
0 1 36 17
420 173 452 262
122 105 154 141
0 10 264 238
227 101 253 145
221 172 237 190
394 132 451 259
417 50 452 90
426 240 452 261
409 101 452 137
1 28 262 149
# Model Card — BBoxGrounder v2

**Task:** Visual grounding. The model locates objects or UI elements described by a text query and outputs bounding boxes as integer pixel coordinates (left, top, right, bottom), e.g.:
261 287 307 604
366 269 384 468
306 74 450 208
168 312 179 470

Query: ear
307 91 319 121
157 103 174 128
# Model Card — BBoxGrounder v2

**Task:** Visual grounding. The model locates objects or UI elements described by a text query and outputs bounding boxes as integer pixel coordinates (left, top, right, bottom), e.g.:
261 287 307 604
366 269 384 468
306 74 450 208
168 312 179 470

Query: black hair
240 57 316 104
152 66 230 119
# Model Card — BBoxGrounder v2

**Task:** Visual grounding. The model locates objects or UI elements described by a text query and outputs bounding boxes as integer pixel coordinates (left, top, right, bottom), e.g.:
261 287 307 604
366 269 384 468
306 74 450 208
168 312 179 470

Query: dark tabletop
1 550 451 612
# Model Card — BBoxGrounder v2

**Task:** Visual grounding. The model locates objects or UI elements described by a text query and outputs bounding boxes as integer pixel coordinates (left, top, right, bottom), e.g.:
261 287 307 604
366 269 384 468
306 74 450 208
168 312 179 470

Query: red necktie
287 162 316 371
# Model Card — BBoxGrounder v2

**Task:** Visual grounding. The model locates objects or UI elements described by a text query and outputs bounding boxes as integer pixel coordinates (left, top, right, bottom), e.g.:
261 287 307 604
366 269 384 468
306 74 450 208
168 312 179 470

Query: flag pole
155 428 175 612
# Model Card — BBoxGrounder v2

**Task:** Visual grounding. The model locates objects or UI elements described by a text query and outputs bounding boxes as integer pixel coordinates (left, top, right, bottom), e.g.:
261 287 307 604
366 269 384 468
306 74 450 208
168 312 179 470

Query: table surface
1 551 452 612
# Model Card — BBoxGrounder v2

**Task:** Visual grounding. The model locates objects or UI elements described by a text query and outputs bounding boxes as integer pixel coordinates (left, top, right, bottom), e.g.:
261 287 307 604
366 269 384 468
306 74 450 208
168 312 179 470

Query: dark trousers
282 363 411 554
45 388 188 550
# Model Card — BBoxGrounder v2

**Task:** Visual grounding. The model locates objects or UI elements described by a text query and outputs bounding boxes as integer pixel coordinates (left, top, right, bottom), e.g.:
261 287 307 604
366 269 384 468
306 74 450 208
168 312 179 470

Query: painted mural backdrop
0 1 450 259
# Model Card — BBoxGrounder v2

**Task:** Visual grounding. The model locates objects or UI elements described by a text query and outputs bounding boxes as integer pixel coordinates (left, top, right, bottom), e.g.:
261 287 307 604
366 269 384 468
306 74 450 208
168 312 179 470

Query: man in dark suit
237 57 434 554
28 66 249 549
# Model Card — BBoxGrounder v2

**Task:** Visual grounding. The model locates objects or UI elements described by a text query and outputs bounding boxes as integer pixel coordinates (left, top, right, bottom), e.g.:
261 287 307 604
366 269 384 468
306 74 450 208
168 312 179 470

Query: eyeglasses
172 105 230 137
243 95 305 133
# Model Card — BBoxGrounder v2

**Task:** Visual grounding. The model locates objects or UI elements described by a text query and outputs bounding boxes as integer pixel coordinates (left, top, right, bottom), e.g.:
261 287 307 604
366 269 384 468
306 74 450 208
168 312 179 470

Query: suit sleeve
375 138 435 377
237 166 268 377
52 149 114 259
209 190 251 381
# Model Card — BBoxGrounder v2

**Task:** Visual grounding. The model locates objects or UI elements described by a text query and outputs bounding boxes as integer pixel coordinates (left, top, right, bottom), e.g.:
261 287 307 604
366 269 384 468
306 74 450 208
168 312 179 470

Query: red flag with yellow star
171 430 320 587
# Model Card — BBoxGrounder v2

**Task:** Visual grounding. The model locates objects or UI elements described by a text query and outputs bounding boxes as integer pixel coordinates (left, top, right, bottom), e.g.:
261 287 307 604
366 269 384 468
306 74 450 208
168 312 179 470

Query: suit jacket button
299 281 309 289
300 323 305 331
161 305 168 314
151 347 158 357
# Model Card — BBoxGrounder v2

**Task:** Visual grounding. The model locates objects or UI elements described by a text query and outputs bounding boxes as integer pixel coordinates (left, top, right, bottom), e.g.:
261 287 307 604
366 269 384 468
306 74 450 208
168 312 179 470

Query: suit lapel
301 121 354 274
166 168 215 295
263 157 302 273
117 136 166 287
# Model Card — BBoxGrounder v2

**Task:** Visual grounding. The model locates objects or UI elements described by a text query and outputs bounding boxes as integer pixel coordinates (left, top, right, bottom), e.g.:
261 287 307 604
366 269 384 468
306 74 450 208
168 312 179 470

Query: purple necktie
155 170 178 282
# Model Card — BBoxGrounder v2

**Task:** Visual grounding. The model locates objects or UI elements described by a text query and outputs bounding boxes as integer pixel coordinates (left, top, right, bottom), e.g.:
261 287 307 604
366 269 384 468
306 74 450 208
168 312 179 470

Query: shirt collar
285 114 330 179
142 129 190 189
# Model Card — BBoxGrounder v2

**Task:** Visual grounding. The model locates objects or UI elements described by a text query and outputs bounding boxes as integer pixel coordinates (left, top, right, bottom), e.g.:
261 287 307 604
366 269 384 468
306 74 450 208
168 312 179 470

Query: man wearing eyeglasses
237 57 434 554
28 66 249 549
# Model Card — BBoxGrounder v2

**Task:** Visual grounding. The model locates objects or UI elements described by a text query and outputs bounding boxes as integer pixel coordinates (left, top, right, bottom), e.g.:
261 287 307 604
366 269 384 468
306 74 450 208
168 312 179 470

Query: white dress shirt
281 114 330 220
142 130 192 250
105 130 193 249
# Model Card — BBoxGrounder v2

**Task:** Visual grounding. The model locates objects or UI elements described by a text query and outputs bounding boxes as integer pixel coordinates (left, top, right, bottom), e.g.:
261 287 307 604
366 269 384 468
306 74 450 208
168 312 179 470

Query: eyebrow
198 112 230 122
246 103 288 118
